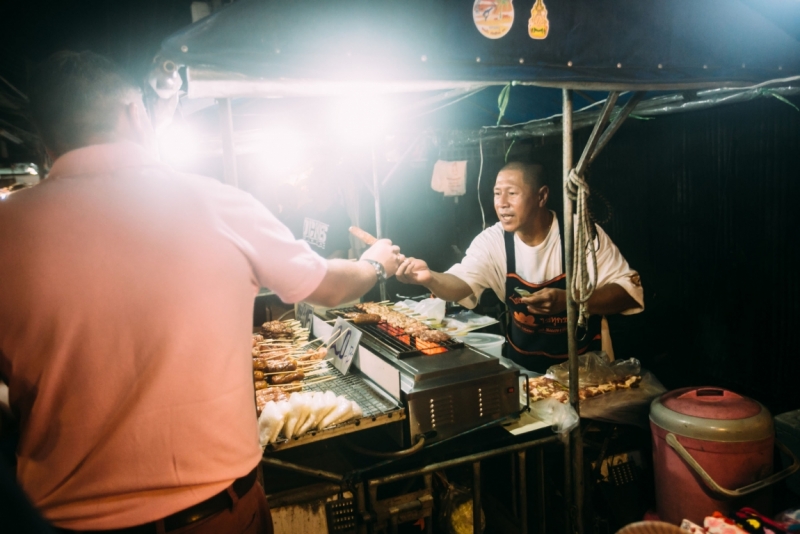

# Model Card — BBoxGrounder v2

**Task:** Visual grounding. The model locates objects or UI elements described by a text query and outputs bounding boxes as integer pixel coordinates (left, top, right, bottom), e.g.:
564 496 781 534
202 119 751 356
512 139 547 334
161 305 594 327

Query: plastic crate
775 409 800 497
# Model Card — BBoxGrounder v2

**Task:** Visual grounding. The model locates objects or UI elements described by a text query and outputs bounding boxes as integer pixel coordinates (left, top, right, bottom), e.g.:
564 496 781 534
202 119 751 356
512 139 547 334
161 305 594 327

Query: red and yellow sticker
473 0 515 40
528 0 550 40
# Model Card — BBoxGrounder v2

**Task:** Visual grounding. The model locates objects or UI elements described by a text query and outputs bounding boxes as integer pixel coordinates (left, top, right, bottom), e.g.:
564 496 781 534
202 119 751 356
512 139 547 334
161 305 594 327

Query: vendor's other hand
522 288 567 315
395 258 432 286
360 239 404 278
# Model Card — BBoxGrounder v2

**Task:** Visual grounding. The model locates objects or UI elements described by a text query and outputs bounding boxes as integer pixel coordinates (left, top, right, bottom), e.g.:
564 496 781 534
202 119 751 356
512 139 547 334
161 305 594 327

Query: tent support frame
562 89 645 534
218 98 238 187
562 88 582 534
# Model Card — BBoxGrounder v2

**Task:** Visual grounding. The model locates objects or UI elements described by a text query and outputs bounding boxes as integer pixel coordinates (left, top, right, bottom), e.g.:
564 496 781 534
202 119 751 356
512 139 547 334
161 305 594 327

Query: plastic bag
437 480 485 534
415 297 446 323
547 351 641 388
540 351 666 428
529 398 580 439
579 371 666 428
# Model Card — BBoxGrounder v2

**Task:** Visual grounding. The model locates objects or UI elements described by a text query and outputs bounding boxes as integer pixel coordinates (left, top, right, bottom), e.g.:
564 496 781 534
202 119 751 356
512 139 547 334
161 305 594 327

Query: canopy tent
156 2 800 532
160 0 800 98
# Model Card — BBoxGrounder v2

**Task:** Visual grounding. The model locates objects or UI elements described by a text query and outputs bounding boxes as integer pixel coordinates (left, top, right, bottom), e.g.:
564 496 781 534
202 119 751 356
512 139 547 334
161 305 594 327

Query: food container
460 333 505 357
650 387 798 524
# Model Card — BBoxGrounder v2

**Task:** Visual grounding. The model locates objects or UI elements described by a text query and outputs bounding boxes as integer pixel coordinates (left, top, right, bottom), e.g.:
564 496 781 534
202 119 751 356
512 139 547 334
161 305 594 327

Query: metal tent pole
371 147 386 301
562 88 583 534
217 98 238 187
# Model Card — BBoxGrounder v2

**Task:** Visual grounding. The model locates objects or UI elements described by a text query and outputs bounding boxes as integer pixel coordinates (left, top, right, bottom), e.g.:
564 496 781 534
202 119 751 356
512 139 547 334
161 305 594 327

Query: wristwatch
362 259 388 282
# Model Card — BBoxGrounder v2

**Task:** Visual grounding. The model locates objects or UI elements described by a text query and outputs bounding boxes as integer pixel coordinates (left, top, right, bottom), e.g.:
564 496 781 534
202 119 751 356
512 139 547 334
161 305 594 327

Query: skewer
303 368 332 377
302 376 336 386
258 369 304 377
325 329 346 348
273 383 303 391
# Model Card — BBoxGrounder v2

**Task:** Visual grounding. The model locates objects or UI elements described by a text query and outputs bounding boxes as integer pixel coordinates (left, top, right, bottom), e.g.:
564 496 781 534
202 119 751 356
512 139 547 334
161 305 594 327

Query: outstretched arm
306 239 404 307
396 258 474 302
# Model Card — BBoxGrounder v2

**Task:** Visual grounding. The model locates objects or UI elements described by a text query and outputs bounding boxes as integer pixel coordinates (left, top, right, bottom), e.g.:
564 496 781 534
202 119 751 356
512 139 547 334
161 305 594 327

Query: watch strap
362 259 387 281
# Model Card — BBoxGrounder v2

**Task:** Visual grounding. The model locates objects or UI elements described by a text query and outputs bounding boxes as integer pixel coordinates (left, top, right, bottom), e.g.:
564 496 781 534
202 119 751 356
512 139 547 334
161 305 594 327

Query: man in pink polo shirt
0 51 403 533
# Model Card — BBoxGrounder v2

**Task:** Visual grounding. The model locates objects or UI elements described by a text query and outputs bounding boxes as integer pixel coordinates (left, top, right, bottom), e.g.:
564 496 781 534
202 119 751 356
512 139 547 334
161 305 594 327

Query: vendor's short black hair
28 51 142 156
499 161 547 190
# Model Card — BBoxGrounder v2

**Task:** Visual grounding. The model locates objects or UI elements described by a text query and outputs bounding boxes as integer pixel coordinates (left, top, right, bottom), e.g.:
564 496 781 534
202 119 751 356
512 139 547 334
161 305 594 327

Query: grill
302 364 398 418
265 343 405 451
330 307 463 358
322 305 521 444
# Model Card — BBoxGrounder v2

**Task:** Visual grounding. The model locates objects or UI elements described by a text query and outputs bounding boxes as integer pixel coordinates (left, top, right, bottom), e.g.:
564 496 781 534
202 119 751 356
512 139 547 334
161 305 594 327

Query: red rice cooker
650 387 798 524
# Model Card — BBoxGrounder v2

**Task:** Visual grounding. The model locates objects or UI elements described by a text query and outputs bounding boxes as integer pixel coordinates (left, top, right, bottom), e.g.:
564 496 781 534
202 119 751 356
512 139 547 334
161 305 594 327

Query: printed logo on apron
502 214 601 373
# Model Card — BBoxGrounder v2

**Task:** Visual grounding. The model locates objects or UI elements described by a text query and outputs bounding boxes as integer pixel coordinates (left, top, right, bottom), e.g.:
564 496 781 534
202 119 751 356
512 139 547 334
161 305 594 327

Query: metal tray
264 362 405 452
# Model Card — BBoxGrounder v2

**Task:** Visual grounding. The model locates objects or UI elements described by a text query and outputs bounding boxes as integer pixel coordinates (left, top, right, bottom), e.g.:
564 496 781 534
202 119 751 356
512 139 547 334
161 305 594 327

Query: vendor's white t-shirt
446 213 644 313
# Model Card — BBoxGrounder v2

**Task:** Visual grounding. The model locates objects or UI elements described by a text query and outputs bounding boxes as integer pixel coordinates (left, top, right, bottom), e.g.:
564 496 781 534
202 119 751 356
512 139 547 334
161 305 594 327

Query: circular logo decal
473 0 515 40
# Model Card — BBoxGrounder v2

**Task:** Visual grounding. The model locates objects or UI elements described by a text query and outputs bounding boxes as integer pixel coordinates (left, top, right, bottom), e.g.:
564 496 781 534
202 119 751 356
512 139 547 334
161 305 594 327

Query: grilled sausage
268 370 305 385
353 313 381 325
348 226 378 245
253 358 297 372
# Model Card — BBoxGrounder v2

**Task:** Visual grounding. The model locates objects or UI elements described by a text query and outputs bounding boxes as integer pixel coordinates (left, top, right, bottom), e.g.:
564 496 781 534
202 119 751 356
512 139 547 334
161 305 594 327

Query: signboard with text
327 317 361 375
296 302 314 331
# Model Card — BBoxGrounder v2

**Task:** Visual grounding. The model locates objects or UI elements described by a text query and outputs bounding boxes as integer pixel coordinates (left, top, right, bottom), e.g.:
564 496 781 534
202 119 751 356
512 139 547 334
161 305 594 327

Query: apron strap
503 228 516 274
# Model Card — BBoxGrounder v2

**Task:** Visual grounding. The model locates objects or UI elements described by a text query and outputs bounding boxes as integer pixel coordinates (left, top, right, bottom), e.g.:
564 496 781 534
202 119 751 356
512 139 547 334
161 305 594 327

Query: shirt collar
47 142 163 180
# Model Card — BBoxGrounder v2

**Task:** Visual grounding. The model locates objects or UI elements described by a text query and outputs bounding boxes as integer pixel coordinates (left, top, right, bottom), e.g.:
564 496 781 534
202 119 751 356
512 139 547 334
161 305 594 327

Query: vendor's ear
537 185 549 207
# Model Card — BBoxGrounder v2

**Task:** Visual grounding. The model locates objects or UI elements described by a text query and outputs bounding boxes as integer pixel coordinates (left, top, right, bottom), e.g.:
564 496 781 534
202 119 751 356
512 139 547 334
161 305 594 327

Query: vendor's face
493 169 544 233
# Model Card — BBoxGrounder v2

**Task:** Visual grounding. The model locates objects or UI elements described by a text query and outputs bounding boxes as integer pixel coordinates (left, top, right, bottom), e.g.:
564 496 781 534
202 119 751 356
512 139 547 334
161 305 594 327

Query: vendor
396 161 643 373
281 168 352 259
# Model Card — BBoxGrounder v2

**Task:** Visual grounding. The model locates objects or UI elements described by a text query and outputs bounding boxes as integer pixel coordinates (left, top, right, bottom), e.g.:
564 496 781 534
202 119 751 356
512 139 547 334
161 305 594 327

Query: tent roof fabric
161 0 800 93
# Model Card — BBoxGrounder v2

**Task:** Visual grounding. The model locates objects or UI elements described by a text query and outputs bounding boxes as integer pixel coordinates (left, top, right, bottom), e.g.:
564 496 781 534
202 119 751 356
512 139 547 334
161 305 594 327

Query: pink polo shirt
0 142 327 529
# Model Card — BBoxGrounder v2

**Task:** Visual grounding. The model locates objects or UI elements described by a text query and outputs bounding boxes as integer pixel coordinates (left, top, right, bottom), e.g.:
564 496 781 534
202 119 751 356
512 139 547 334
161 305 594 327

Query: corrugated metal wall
577 95 800 414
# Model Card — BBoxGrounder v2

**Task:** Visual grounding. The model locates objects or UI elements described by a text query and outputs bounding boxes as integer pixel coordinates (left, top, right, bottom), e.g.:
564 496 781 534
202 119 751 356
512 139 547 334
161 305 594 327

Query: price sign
327 317 362 375
296 302 314 331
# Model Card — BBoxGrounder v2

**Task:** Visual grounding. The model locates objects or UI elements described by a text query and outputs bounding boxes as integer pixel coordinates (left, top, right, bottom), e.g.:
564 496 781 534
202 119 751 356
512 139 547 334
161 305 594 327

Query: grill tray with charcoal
323 306 520 444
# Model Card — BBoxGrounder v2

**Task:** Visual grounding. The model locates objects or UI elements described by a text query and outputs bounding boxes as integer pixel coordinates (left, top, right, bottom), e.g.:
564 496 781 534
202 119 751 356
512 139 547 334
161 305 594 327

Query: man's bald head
499 161 547 191
28 51 144 158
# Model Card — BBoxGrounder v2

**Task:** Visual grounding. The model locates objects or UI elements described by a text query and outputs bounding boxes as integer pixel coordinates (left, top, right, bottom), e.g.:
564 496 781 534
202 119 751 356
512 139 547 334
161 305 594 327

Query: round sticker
473 0 515 40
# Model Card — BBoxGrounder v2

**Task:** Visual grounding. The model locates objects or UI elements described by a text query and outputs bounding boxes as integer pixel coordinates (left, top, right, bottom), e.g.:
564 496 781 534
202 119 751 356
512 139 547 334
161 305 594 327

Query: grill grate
331 307 463 359
302 364 397 418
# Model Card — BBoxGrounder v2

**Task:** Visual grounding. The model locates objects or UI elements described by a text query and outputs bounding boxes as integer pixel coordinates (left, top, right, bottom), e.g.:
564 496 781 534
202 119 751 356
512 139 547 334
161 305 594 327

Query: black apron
503 214 602 373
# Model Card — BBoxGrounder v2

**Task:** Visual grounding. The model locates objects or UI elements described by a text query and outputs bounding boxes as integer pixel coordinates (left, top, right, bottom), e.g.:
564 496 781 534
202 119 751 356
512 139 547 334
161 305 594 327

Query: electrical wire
477 137 486 230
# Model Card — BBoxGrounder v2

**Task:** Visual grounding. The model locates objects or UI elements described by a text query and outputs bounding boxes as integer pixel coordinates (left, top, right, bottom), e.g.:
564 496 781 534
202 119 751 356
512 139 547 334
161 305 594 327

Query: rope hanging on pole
566 168 597 329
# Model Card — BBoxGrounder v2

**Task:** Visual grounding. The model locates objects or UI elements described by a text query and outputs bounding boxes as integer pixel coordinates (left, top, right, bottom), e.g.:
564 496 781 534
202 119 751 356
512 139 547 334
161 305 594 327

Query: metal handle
520 373 531 414
666 432 800 498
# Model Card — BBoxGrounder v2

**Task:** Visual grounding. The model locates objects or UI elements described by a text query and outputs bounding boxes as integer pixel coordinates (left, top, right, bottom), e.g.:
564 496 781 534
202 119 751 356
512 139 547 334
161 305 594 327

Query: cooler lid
662 387 761 420
650 387 773 442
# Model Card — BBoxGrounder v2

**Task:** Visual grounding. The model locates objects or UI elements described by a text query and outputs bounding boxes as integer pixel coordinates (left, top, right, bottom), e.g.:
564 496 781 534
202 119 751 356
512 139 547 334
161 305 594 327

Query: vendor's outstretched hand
521 288 567 315
360 239 405 278
395 258 432 286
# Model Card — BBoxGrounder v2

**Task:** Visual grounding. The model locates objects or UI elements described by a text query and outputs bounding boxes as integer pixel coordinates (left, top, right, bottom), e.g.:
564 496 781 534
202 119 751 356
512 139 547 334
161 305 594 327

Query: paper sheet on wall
431 160 467 197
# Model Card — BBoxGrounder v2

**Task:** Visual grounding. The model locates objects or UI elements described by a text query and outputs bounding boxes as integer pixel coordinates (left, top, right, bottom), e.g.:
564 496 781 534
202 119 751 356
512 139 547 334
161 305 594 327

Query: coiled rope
566 168 598 329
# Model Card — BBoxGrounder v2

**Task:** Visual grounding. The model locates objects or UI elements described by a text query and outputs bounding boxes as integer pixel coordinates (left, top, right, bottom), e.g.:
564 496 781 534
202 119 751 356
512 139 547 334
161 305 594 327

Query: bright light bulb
255 127 305 176
158 124 201 164
329 97 393 146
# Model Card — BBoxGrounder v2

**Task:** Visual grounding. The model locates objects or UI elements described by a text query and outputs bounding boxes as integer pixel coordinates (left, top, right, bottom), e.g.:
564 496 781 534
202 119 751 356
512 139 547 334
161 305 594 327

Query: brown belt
57 468 258 534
